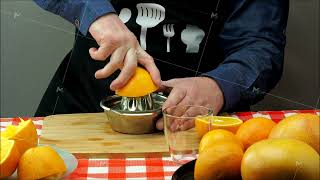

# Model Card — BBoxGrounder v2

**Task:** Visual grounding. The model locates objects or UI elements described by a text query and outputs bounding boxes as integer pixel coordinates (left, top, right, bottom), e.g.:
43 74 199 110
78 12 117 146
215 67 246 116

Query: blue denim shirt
33 0 289 112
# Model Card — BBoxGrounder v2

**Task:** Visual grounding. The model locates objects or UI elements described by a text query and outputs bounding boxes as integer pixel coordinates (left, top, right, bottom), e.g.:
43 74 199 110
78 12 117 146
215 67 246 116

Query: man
33 0 289 130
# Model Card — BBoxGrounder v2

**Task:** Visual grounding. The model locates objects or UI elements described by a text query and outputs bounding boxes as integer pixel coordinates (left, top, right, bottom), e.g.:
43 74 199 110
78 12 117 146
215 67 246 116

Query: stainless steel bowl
100 93 167 134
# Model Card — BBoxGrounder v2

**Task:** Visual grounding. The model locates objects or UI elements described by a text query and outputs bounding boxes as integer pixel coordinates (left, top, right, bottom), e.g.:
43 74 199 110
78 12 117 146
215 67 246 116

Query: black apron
35 0 226 117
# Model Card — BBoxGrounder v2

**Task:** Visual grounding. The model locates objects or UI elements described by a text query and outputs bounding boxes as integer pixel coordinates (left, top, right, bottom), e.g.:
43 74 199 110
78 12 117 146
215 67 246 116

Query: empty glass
163 105 213 164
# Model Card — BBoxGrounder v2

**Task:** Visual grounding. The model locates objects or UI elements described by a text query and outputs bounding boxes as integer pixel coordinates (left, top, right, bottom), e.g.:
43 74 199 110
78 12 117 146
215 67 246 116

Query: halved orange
1 119 38 154
195 116 243 138
115 67 158 97
18 146 67 180
0 138 21 178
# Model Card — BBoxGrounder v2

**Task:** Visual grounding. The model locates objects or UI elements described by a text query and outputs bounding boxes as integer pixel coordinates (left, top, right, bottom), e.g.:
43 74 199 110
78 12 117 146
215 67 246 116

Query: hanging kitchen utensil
163 24 175 52
181 25 205 53
119 8 132 24
136 3 165 50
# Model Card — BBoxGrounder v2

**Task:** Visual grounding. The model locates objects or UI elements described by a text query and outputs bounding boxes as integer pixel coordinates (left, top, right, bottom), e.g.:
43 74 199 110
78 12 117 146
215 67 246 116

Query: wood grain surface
39 113 169 158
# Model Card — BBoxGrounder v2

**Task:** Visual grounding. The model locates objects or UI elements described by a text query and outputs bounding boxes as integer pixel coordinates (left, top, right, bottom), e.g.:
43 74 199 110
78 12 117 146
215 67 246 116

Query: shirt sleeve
33 0 116 35
203 0 289 112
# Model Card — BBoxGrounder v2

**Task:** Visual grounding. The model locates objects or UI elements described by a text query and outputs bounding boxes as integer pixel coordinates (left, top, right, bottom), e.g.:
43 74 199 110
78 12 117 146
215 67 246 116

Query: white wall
1 0 319 117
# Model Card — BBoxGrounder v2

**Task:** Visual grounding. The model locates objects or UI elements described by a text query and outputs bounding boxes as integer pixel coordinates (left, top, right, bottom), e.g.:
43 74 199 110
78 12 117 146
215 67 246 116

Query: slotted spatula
136 3 165 50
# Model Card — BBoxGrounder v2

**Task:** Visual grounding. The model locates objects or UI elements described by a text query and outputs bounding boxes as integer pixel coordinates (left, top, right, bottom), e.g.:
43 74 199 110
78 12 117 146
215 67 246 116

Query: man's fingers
94 60 120 80
179 119 195 131
178 105 211 131
162 87 187 110
183 106 205 117
110 47 127 66
176 93 193 105
156 116 180 132
159 79 182 94
157 84 172 94
95 47 127 79
137 48 161 87
161 79 180 88
169 119 180 132
89 43 114 61
156 117 164 130
110 48 137 90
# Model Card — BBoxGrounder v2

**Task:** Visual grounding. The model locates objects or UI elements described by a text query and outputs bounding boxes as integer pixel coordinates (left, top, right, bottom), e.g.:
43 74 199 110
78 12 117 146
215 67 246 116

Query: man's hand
89 13 161 90
156 77 224 130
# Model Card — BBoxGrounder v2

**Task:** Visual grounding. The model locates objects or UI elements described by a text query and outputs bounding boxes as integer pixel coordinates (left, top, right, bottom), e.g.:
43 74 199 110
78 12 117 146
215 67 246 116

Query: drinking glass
163 105 213 164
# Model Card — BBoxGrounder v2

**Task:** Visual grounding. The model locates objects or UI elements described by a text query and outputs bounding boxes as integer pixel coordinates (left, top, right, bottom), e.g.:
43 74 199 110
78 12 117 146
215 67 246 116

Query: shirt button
75 19 80 28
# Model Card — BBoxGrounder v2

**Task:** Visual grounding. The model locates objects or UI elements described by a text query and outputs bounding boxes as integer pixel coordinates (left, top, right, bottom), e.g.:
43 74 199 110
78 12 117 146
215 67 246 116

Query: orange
241 139 319 180
268 113 319 153
194 141 243 180
18 146 67 180
0 138 21 178
195 116 211 138
115 67 158 97
198 129 243 153
1 118 38 154
235 117 276 150
195 116 243 138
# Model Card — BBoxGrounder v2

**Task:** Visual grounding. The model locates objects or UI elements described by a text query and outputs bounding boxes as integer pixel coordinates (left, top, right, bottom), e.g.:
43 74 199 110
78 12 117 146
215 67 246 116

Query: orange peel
115 67 158 97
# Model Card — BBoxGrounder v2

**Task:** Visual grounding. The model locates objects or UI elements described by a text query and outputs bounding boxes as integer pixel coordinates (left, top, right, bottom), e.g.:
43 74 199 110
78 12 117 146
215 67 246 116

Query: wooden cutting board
39 113 169 158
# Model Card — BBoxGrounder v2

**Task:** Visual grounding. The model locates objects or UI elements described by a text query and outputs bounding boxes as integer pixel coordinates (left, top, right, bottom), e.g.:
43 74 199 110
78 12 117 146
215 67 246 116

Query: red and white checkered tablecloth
1 110 319 180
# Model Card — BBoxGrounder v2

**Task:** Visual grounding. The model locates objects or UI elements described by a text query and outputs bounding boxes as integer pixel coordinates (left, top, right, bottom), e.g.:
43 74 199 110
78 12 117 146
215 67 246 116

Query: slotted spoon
136 3 165 50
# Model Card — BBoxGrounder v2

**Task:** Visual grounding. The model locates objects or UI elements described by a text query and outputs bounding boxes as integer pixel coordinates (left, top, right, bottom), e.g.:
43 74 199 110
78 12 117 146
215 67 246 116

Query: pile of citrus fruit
194 113 320 180
1 118 67 179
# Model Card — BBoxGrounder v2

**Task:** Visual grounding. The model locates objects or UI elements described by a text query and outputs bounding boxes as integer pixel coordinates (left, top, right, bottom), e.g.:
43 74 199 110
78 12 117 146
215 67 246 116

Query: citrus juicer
100 67 167 134
100 93 166 134
120 94 154 112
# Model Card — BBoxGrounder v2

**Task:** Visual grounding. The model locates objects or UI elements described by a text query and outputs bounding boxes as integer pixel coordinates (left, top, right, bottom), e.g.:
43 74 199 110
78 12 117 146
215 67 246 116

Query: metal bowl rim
99 93 167 115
